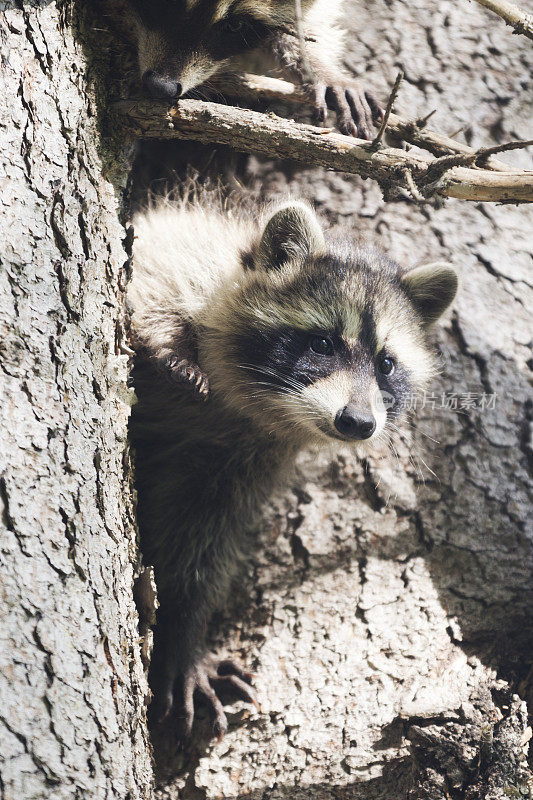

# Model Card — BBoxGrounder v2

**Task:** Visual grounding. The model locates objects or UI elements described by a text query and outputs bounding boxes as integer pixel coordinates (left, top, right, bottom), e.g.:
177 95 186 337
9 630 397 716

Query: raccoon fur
128 196 458 741
121 0 382 138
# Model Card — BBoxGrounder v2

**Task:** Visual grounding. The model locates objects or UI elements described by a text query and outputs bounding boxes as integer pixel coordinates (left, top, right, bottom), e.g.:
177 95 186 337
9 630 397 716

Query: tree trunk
0 3 152 798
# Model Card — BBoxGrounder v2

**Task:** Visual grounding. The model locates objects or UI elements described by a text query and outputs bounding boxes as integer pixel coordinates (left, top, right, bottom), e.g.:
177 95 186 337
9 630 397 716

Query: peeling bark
0 2 152 798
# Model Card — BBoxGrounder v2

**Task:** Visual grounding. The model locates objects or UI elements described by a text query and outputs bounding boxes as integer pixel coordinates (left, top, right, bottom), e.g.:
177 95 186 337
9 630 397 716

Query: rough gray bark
0 3 152 798
143 1 533 798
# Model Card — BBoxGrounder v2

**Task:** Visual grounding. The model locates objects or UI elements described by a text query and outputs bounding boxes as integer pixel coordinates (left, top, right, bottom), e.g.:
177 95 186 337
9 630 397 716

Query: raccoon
122 0 382 138
128 196 458 741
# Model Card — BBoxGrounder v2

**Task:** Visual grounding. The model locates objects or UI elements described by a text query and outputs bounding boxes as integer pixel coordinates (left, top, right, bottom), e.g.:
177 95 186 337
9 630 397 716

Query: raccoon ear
401 262 458 326
255 202 325 271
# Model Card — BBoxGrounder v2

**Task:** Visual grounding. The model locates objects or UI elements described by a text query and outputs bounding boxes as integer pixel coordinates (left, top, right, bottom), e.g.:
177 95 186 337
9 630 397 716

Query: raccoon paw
165 357 209 398
313 81 383 140
153 656 257 745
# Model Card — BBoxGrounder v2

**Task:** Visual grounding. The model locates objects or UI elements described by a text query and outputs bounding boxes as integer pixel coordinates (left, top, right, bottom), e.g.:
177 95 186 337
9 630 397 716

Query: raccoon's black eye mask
210 15 271 56
242 327 350 389
246 325 411 402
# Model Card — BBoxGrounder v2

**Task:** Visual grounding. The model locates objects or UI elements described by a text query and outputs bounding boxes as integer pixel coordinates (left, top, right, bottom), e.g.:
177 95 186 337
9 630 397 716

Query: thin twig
471 0 533 40
428 138 533 177
370 70 404 150
416 109 437 129
449 126 466 139
402 168 425 202
474 139 533 166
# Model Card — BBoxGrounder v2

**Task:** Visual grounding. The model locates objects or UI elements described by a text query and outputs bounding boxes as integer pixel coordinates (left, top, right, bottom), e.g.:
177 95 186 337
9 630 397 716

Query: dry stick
114 97 533 203
210 72 522 172
428 138 533 177
471 0 533 40
402 168 425 202
475 139 533 165
370 70 404 149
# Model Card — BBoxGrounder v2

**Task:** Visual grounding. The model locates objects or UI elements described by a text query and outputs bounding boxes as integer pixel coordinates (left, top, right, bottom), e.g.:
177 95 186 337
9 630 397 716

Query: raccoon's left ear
255 202 325 271
401 262 458 326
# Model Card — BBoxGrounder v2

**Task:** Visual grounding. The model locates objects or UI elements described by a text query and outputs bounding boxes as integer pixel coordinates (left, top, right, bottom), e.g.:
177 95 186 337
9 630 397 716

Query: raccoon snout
334 405 376 440
142 70 183 100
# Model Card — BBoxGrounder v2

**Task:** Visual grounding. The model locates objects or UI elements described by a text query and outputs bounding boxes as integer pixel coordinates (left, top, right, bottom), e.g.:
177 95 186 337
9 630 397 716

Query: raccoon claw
313 81 383 140
154 656 257 745
313 83 329 126
165 357 209 398
210 661 259 709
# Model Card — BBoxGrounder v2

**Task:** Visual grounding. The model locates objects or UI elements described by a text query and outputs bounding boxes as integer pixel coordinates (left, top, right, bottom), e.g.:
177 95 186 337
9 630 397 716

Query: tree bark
0 3 152 798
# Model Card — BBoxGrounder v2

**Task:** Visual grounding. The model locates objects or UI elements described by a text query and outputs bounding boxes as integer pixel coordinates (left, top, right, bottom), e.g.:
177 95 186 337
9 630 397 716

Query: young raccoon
122 0 382 138
129 197 457 741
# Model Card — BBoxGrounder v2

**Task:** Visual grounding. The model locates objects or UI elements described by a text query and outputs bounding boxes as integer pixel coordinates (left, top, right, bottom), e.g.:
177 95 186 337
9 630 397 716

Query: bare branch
473 138 533 165
401 167 425 202
210 72 523 172
428 139 533 177
417 109 438 128
471 0 533 40
370 70 404 149
114 97 533 203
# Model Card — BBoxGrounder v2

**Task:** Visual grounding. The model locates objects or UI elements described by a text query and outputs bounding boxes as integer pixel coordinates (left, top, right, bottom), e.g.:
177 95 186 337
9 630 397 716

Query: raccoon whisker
403 417 441 445
278 395 324 420
414 427 440 445
413 453 440 483
240 387 322 420
387 421 426 484
261 402 323 424
385 434 402 476
250 380 304 396
377 434 402 508
238 364 307 394
378 427 402 469
410 454 427 485
258 403 325 428
239 363 307 388
194 83 227 104
388 419 437 483
245 384 309 407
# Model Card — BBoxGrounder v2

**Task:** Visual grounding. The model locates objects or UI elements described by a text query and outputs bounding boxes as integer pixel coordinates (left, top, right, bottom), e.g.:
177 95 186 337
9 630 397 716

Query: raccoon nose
334 405 376 440
142 70 183 100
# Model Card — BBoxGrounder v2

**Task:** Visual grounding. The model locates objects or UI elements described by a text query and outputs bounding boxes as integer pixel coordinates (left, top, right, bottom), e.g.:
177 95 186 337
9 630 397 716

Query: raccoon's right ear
255 202 325 271
401 262 458 327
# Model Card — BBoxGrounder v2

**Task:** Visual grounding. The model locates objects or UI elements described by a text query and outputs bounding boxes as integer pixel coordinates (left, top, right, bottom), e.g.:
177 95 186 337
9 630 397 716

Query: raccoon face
125 0 277 99
204 203 458 448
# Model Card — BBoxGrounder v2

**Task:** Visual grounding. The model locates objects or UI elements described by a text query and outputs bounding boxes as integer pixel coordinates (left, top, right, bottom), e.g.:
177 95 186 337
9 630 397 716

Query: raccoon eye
222 16 247 34
378 355 395 376
310 335 334 356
